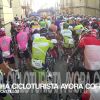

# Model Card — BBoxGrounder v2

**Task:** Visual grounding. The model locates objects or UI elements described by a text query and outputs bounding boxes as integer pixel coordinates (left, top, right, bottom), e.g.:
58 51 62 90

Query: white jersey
89 85 100 100
61 29 72 38
84 45 100 70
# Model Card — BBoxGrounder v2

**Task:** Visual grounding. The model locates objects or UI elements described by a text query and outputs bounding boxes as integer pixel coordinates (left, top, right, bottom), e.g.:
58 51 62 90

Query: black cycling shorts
18 49 30 59
4 57 15 64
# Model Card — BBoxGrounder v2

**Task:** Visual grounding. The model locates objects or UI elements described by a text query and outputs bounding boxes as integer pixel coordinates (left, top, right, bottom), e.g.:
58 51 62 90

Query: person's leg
8 57 16 69
24 50 32 71
17 50 22 70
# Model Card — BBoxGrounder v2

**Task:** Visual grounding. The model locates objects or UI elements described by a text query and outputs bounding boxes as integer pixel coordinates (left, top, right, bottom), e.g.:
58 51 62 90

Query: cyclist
0 50 13 100
49 21 58 39
0 30 15 100
16 25 31 70
61 23 74 60
0 47 14 100
31 34 54 69
40 28 48 37
31 33 55 83
73 20 84 45
49 21 57 33
0 46 12 76
62 20 69 31
70 23 100 83
0 28 15 69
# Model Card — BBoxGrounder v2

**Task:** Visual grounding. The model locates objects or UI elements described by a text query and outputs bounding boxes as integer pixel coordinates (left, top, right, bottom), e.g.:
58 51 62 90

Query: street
0 0 100 100
14 58 67 100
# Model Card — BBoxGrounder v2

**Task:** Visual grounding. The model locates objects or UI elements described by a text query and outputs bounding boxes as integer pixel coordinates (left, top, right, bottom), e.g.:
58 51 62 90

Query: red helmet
0 28 6 37
82 90 90 100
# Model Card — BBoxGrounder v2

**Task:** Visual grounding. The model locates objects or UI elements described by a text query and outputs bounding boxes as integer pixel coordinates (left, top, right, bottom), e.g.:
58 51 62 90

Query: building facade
60 0 100 16
21 0 33 17
0 0 14 35
12 0 22 18
0 0 31 34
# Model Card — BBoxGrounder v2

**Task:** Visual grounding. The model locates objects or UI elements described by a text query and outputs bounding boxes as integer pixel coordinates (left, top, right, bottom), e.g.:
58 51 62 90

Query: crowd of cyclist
0 14 100 100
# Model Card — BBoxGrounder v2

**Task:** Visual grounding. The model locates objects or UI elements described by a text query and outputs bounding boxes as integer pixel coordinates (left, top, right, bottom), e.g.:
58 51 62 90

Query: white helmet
68 26 73 30
15 22 20 26
0 28 5 32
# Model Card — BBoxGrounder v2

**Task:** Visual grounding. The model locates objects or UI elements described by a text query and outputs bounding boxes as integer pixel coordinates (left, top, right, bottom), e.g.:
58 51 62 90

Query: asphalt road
13 57 68 100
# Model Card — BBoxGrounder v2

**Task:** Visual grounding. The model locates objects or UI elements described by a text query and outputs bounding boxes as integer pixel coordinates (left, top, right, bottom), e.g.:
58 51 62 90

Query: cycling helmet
68 26 73 30
63 23 69 29
91 22 99 29
33 29 40 34
15 22 20 27
16 24 22 32
40 28 48 33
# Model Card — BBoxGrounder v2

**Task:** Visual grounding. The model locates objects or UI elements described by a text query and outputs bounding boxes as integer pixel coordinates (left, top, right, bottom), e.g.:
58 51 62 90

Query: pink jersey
17 31 28 51
0 36 13 58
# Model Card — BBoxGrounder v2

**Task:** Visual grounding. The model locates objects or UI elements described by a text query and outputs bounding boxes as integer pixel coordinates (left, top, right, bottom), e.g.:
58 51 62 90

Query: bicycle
18 50 27 73
46 49 56 72
66 53 84 100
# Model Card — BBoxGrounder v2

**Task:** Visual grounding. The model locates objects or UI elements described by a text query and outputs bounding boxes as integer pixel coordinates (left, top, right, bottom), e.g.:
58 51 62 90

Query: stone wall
60 0 100 16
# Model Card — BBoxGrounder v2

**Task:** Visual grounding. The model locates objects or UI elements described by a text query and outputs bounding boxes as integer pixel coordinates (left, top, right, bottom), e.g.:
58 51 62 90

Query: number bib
32 59 43 69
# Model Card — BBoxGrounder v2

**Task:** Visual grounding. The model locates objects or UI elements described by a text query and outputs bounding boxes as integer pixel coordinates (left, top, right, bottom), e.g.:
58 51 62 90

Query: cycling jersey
39 20 47 28
63 36 74 48
32 37 53 69
89 86 100 100
61 29 74 48
79 34 100 70
55 19 61 30
61 29 72 38
0 36 13 58
16 31 28 51
74 24 84 35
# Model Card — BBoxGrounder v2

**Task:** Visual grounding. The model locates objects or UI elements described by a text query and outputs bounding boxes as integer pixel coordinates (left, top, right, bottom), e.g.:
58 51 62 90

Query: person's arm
0 51 12 76
71 37 85 58
0 62 12 77
70 47 80 58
